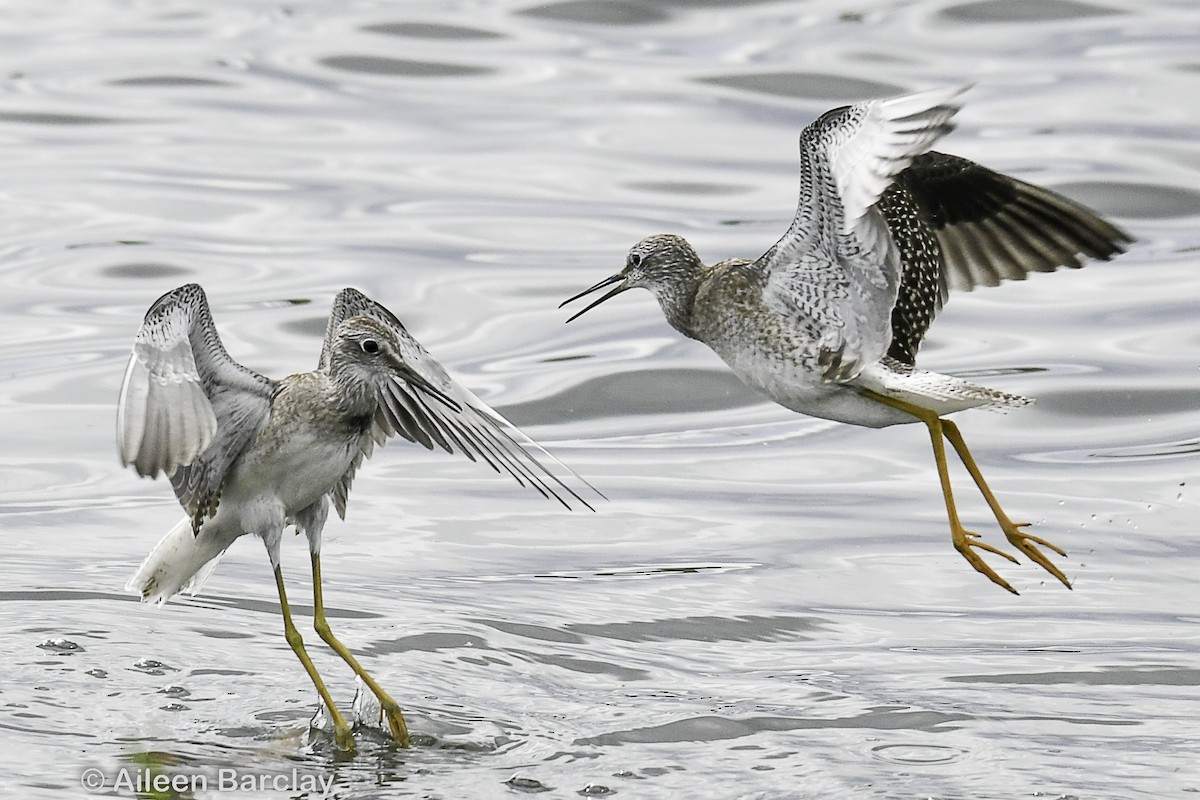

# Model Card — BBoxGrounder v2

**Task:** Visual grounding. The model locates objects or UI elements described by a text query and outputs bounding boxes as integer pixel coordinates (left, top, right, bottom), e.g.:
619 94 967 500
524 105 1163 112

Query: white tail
126 518 228 605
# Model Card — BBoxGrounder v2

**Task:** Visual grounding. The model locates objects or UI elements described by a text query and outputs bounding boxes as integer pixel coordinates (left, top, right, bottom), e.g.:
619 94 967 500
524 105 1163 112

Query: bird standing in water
119 285 596 751
562 86 1130 593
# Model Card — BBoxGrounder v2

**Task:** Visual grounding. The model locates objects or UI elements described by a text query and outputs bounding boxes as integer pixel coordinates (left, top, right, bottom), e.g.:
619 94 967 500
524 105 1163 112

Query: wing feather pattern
321 288 601 518
895 151 1132 298
117 284 276 531
754 86 968 382
751 88 1130 371
880 151 1133 363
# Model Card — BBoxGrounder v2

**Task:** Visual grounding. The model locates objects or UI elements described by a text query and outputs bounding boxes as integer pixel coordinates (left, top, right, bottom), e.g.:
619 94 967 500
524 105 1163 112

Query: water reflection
109 76 231 87
1055 181 1200 218
940 0 1123 24
0 111 122 125
700 73 902 101
319 55 492 78
578 708 975 746
363 22 505 40
519 1 673 26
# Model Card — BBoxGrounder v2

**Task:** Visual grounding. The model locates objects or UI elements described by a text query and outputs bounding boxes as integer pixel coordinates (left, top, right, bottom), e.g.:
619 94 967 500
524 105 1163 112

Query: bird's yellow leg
273 566 355 752
861 390 1020 594
311 554 411 748
940 419 1071 589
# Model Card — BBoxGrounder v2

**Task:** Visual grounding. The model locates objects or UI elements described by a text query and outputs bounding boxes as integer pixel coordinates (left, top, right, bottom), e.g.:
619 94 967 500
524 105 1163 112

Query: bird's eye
360 339 380 355
628 253 643 268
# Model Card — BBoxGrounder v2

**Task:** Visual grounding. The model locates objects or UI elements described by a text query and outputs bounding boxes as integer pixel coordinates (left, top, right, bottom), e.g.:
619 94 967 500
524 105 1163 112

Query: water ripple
319 55 492 78
700 72 902 101
940 0 1124 24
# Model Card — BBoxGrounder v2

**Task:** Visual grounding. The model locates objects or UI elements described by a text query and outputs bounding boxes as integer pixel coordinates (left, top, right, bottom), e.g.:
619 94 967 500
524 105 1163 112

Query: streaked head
560 234 704 323
332 316 456 408
334 317 405 372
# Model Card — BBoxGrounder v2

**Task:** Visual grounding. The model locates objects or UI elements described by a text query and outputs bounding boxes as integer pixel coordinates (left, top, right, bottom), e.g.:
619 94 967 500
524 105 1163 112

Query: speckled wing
756 86 967 381
117 284 276 529
321 288 598 518
903 151 1134 293
880 152 1133 364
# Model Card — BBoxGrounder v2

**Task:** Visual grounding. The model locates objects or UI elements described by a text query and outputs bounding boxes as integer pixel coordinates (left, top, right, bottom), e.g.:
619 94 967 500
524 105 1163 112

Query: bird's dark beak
560 273 630 323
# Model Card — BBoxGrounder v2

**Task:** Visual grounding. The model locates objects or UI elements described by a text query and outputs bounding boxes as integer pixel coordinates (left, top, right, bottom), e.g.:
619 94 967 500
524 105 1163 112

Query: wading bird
119 284 596 750
562 86 1129 593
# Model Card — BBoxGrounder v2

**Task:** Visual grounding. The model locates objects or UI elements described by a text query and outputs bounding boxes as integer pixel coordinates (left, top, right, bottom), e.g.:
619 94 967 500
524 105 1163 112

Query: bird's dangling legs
311 554 412 748
272 565 356 751
940 419 1071 588
862 390 1020 593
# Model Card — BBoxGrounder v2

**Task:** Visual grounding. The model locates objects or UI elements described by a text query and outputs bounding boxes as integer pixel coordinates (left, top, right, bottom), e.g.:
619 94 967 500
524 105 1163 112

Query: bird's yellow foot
1001 521 1072 589
951 525 1020 594
379 698 412 748
333 722 356 753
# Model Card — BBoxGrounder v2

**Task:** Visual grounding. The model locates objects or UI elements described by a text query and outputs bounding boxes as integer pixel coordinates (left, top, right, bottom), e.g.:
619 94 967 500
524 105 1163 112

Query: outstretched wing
755 86 967 381
321 287 600 518
880 152 1133 364
899 151 1133 295
117 284 276 530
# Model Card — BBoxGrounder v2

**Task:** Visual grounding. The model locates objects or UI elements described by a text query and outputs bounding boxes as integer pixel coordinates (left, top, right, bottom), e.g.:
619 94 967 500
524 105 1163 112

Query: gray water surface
2 1 1198 798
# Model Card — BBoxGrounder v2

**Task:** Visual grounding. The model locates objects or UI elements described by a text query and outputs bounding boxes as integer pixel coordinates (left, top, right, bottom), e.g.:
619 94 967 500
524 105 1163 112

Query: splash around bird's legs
311 554 412 748
273 566 356 752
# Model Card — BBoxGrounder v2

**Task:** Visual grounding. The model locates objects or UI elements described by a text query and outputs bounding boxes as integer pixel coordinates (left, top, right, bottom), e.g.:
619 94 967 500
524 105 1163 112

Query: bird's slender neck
658 287 699 340
325 359 378 419
649 259 707 341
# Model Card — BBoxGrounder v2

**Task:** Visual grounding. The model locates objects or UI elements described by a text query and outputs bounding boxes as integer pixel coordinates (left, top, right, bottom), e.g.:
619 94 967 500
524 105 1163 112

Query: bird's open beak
560 273 630 323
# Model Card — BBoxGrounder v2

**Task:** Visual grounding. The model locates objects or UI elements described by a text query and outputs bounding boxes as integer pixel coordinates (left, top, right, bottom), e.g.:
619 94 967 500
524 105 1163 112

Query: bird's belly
224 429 359 521
697 284 911 428
721 352 915 428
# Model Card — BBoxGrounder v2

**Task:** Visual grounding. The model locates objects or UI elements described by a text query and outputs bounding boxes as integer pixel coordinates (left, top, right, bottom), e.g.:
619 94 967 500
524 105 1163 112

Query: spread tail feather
861 357 1032 416
126 518 228 605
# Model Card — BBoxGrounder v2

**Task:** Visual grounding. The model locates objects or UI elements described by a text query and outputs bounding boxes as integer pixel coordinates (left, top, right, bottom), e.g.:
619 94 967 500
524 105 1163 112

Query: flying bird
562 86 1130 594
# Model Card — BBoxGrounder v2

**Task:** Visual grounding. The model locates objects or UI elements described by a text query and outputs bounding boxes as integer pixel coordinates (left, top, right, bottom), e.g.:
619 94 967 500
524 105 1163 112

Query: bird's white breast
215 399 363 536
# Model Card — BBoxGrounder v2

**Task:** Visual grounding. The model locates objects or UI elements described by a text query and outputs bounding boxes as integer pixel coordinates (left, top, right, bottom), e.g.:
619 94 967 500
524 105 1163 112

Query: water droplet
309 702 330 732
132 658 176 675
579 784 615 796
158 685 190 698
506 775 551 793
350 677 382 727
86 669 108 679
